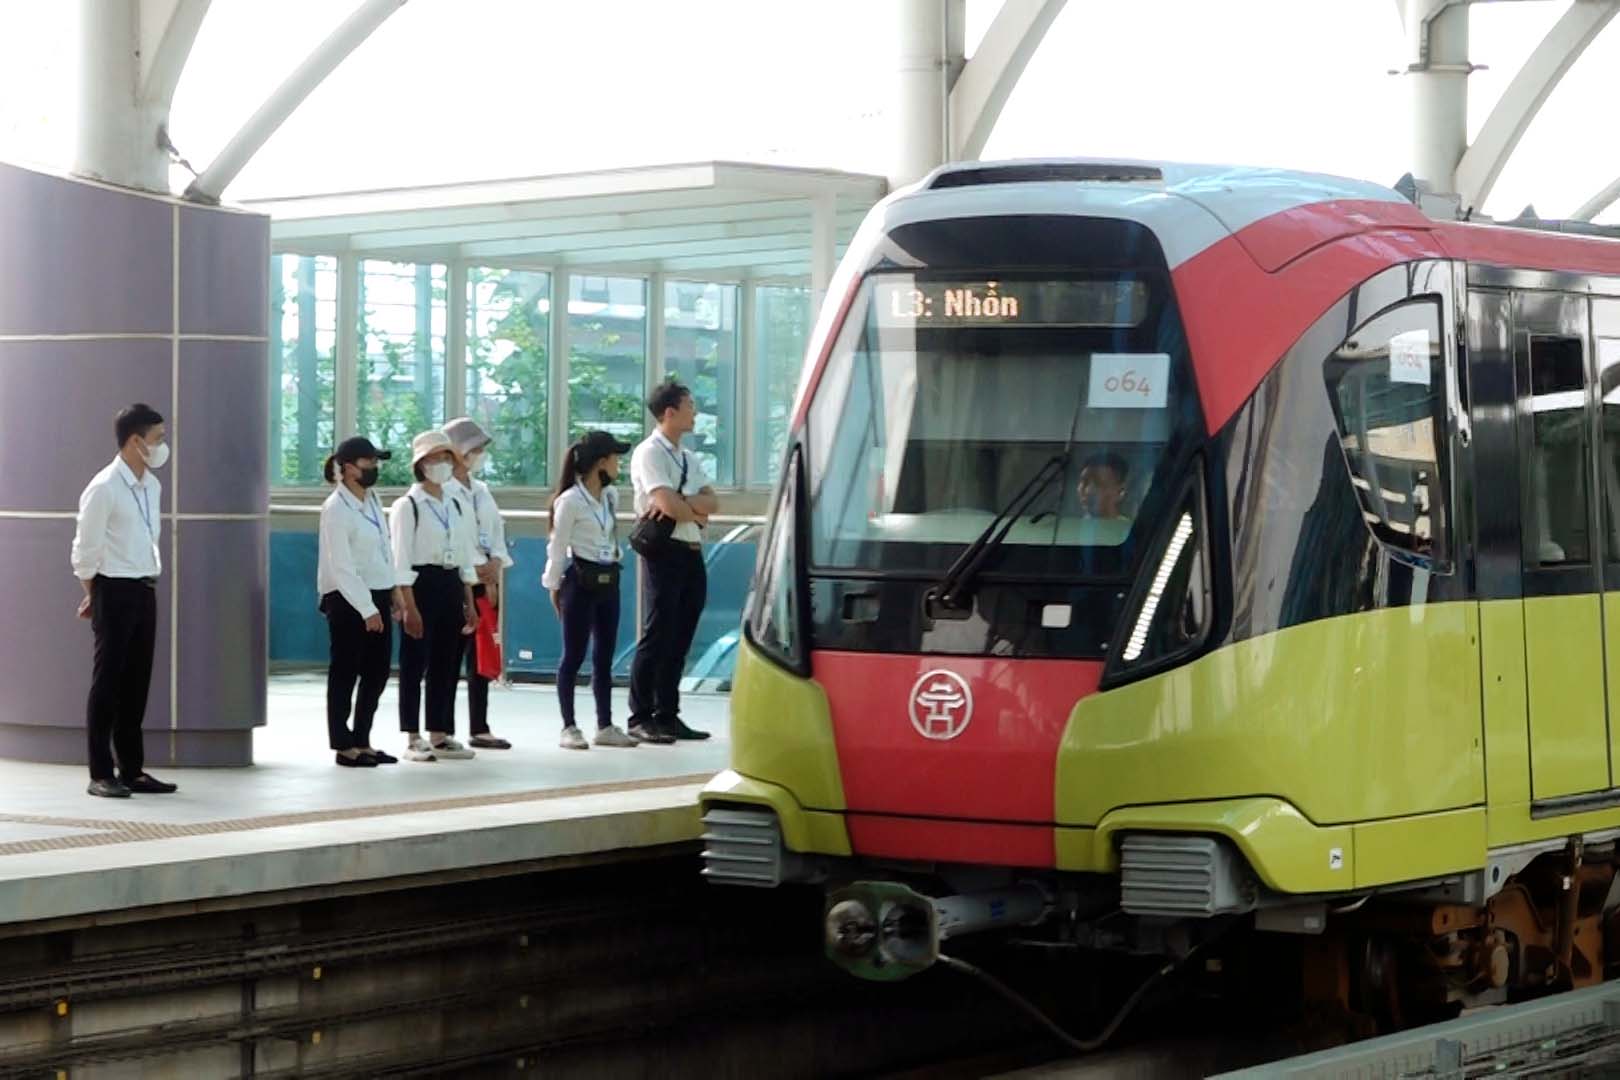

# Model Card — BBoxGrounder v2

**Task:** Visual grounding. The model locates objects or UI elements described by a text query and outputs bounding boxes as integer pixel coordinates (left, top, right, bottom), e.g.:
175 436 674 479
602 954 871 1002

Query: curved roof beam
139 0 212 110
186 0 409 204
949 0 1068 161
1454 0 1618 212
1575 176 1620 221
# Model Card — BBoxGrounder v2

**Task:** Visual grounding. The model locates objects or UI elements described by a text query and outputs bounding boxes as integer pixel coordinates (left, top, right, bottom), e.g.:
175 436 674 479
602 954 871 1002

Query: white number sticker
1388 329 1432 387
1089 353 1169 409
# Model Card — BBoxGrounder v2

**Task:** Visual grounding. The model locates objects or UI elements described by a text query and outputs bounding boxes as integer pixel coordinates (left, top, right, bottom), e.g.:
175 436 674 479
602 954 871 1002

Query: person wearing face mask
543 430 637 750
317 437 404 768
441 417 514 750
391 431 481 763
70 402 178 798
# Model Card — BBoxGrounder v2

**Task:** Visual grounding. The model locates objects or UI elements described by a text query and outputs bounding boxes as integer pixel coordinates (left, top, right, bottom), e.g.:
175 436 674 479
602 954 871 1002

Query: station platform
0 675 727 932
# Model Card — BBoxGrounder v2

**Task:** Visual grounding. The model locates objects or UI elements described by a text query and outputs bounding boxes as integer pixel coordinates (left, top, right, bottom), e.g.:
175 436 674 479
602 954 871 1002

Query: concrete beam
949 0 1068 161
1455 0 1618 211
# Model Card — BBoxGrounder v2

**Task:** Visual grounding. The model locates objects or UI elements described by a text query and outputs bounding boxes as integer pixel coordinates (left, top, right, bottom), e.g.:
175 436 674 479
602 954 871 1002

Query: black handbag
628 451 687 558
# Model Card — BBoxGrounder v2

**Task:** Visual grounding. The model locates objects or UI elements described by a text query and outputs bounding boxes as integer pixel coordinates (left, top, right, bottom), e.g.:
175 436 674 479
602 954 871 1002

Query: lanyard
581 486 613 536
420 494 453 541
345 491 390 560
128 482 154 540
658 439 687 492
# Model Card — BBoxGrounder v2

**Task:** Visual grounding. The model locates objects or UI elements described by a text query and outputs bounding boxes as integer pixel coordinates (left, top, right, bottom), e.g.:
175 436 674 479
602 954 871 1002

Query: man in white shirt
443 417 516 749
627 380 720 742
70 403 178 799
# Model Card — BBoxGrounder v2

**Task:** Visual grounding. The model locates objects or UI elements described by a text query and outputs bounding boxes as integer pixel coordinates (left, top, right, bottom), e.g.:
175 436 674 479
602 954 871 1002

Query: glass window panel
1600 337 1620 556
1526 335 1590 565
467 267 550 486
269 254 337 486
1324 298 1450 564
568 275 647 464
357 260 447 487
751 285 811 487
663 280 737 486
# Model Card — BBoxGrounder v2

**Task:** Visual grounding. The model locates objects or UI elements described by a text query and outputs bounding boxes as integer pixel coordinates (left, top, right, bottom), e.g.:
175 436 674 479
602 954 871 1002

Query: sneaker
362 748 399 765
430 736 476 760
404 735 437 763
559 726 590 750
663 718 711 742
629 722 675 745
335 752 377 768
87 778 131 799
470 733 512 750
593 725 638 748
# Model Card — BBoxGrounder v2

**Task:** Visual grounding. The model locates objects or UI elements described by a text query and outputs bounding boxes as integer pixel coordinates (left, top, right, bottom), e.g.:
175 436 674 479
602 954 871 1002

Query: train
698 157 1620 1028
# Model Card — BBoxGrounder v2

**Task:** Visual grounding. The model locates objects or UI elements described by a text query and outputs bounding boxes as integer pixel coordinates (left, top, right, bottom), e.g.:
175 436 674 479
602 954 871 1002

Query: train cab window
746 447 806 672
1600 339 1620 555
1525 336 1590 566
1323 298 1449 565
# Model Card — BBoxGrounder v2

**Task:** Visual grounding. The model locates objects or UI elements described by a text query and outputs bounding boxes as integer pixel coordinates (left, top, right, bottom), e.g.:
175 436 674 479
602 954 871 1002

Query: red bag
474 594 503 680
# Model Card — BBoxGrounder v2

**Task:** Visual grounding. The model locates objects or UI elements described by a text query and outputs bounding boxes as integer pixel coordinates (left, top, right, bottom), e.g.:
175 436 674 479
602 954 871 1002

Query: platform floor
0 675 728 929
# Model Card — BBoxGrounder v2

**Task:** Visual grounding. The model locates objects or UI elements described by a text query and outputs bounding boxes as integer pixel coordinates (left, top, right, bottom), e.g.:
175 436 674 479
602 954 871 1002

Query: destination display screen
873 278 1148 329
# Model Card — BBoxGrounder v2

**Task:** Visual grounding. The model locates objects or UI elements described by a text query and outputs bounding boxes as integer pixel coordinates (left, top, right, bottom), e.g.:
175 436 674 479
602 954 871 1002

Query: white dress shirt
389 484 480 587
71 457 162 580
318 485 397 619
631 430 709 545
449 476 514 569
542 483 621 589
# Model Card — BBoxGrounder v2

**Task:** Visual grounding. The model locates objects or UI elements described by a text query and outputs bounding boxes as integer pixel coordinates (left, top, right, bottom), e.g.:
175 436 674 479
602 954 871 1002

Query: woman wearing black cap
543 431 637 749
318 437 403 767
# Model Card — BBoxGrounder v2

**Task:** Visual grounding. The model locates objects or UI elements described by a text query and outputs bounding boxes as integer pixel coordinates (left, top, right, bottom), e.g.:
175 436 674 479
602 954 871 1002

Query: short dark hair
115 403 164 449
413 462 427 482
1081 452 1129 483
647 380 691 422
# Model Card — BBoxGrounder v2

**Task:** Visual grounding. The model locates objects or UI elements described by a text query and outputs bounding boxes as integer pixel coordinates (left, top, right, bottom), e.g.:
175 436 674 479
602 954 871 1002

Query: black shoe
123 773 178 794
628 722 675 745
87 778 131 799
336 752 378 768
664 718 711 741
364 749 398 765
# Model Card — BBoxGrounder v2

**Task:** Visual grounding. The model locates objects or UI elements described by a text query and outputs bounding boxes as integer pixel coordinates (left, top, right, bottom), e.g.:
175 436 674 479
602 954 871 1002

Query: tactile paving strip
0 773 714 857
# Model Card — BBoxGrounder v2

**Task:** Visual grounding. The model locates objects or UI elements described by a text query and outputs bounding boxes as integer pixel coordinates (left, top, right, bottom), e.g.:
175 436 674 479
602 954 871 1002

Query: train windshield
805 272 1201 580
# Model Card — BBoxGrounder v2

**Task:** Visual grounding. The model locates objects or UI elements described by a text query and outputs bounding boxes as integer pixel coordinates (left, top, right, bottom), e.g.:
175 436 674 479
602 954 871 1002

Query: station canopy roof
246 161 887 283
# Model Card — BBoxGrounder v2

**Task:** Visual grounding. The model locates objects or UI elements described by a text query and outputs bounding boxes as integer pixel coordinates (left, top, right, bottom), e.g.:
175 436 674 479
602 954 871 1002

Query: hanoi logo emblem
909 670 973 741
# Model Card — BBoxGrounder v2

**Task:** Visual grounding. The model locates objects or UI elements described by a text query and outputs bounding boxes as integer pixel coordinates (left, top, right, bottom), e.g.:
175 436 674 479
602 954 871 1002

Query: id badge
442 549 456 567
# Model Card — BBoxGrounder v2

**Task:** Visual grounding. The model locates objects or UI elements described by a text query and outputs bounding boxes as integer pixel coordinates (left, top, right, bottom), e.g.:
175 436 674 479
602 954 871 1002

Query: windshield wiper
926 453 1069 614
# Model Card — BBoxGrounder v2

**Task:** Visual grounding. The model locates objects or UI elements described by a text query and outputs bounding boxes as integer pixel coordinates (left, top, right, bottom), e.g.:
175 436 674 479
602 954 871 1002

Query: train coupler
823 880 1049 981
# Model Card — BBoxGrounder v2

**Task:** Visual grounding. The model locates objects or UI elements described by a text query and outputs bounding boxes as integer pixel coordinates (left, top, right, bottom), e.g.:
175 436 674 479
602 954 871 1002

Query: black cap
334 436 391 464
574 430 633 469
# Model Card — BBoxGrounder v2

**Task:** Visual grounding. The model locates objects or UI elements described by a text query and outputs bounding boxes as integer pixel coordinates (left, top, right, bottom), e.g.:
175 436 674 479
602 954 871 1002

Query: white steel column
336 254 360 439
647 272 667 396
548 270 572 484
738 279 759 486
446 262 469 420
892 0 948 189
76 0 172 192
810 194 837 321
1405 0 1471 196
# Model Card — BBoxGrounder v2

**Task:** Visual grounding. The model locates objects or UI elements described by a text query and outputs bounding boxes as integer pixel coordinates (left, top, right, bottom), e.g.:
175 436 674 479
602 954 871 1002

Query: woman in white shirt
542 431 637 750
318 437 405 768
390 431 481 763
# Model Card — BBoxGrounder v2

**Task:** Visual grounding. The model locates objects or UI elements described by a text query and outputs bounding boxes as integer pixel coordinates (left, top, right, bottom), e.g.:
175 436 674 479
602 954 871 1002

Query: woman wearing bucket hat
390 431 481 763
542 430 640 749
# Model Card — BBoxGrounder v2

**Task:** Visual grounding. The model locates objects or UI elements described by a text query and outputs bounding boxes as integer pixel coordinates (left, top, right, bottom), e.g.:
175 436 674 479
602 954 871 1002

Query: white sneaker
559 726 590 750
593 725 637 748
404 735 437 763
430 736 476 760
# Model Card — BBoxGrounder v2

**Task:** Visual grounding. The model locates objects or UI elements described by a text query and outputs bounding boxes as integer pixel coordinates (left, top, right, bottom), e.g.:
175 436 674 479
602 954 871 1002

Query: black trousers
86 575 156 782
628 546 706 727
557 569 621 730
324 589 393 751
399 567 465 736
457 583 490 736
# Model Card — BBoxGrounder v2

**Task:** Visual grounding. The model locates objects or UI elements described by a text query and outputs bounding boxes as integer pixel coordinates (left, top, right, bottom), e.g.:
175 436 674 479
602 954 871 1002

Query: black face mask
596 468 612 487
357 466 380 488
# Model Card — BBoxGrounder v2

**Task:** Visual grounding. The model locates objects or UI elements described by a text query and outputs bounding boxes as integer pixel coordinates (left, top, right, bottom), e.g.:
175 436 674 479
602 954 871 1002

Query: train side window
747 446 806 672
1525 336 1591 566
1601 339 1620 556
1323 297 1449 565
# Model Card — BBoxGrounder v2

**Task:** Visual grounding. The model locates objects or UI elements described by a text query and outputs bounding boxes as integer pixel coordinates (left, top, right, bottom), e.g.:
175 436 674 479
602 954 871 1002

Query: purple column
0 161 269 766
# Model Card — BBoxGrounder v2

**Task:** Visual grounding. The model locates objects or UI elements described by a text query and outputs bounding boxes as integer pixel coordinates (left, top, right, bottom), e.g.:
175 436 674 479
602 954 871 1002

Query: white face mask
141 440 170 469
466 451 486 474
424 461 454 486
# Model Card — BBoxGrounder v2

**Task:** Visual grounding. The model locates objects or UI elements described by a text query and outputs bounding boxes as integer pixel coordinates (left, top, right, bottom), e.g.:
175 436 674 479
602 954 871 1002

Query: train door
1512 290 1609 802
1596 298 1620 782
